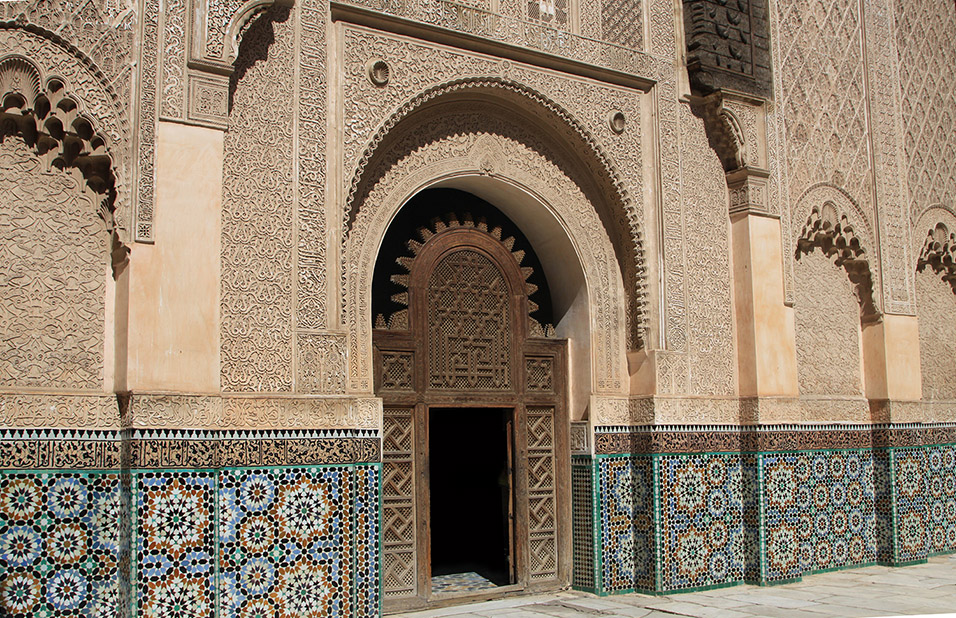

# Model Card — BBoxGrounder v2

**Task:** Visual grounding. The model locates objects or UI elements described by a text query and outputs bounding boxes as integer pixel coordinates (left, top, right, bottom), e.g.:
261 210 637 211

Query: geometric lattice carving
428 250 512 390
381 352 413 391
382 408 417 598
527 407 557 581
0 56 127 275
797 202 880 323
526 0 569 28
526 357 554 392
601 0 643 50
917 223 956 294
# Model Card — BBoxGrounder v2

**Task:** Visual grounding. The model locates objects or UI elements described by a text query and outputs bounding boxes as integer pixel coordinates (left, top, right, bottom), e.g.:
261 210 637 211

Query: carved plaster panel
0 138 108 391
914 209 956 403
0 28 131 243
861 0 913 315
135 0 160 241
895 0 956 228
793 251 864 399
295 0 329 331
345 118 628 395
297 333 347 393
220 6 295 392
0 393 119 429
335 0 665 77
127 394 380 430
664 103 735 397
776 0 874 309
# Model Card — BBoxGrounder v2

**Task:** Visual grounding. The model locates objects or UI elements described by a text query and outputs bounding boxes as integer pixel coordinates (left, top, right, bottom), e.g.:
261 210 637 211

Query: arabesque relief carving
220 5 294 393
914 212 956 404
0 136 108 391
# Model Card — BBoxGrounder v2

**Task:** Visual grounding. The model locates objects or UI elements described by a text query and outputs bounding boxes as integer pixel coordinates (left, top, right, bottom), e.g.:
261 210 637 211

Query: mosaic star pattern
893 448 930 563
764 451 876 579
220 467 349 618
659 454 745 590
926 445 956 554
599 456 655 592
136 471 216 618
0 472 120 618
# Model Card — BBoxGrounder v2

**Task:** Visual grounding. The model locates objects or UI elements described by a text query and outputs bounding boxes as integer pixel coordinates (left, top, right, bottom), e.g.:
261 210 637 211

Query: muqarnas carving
682 0 772 98
796 202 879 323
0 56 127 275
917 223 956 294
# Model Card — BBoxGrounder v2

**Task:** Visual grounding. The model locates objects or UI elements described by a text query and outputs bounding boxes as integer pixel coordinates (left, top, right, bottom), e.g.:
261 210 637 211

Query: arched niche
791 184 878 417
345 120 629 419
913 205 956 407
345 78 646 350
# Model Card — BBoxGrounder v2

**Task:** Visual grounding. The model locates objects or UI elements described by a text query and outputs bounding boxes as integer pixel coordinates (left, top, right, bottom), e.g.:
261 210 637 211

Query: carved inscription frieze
0 393 119 429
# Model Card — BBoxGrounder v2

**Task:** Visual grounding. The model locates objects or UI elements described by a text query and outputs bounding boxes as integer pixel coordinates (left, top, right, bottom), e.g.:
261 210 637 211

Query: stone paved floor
390 554 956 618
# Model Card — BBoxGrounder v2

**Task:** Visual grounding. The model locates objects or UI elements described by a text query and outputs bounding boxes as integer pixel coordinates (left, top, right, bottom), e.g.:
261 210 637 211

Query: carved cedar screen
374 201 568 606
428 250 511 390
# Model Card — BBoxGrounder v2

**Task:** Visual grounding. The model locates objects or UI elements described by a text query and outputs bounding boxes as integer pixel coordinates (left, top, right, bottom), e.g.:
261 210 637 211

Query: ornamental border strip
593 423 956 455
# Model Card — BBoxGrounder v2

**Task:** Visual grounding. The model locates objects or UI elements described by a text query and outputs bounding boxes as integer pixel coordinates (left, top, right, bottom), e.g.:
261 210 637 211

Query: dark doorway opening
429 407 514 589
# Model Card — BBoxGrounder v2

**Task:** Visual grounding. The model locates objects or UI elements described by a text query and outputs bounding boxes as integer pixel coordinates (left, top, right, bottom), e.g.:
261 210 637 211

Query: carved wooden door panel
374 213 569 611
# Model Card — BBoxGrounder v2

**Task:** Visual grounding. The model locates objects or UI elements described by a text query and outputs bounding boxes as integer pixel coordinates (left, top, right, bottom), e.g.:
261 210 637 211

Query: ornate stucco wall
1 0 955 615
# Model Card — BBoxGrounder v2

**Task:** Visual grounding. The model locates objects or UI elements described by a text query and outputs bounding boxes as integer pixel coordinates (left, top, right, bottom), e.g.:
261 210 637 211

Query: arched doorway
374 189 569 611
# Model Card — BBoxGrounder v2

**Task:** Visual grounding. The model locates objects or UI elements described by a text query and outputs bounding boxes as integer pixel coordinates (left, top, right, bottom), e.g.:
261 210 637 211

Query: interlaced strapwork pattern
382 408 417 598
527 406 557 580
428 250 511 390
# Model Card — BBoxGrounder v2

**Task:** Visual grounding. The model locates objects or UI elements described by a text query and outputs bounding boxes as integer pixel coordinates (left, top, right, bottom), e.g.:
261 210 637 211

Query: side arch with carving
914 205 956 294
912 205 956 403
0 54 128 274
793 184 880 323
190 0 293 70
345 117 629 398
345 77 647 349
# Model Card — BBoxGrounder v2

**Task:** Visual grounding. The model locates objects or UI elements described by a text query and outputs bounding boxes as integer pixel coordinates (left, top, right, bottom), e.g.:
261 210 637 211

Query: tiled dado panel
134 465 381 618
596 456 656 593
926 445 956 554
658 454 746 591
585 425 956 596
0 472 121 616
761 451 877 582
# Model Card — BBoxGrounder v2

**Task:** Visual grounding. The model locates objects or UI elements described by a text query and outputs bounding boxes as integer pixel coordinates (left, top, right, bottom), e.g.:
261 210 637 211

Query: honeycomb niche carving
0 55 127 276
796 201 879 324
917 223 956 294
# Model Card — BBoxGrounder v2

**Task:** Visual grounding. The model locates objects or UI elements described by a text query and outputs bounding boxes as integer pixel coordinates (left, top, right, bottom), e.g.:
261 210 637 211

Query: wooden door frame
376 226 571 613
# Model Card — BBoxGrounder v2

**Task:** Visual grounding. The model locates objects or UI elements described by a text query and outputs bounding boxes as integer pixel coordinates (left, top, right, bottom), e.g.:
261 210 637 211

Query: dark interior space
429 407 513 587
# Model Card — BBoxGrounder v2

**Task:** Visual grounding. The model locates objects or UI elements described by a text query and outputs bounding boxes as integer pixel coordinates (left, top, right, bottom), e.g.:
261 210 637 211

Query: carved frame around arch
344 77 647 350
345 126 629 399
